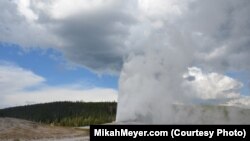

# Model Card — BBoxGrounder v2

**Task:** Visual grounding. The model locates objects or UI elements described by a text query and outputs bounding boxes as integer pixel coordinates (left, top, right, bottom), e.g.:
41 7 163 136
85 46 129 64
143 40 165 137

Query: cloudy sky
0 0 250 108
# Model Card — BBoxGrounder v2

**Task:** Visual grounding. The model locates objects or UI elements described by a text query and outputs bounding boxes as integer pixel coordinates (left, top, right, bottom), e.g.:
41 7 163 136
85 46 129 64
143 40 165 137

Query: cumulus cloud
183 0 250 72
2 87 117 108
1 0 250 122
0 0 59 48
183 67 243 100
116 0 250 123
224 97 250 108
1 0 136 73
1 0 250 74
0 62 117 108
0 61 45 94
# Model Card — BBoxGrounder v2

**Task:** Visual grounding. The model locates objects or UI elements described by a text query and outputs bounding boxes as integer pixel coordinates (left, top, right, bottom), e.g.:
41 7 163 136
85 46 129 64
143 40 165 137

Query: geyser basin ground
116 105 250 124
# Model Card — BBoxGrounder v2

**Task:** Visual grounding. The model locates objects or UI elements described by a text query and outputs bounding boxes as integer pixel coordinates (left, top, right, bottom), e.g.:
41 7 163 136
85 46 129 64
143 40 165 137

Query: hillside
0 101 117 127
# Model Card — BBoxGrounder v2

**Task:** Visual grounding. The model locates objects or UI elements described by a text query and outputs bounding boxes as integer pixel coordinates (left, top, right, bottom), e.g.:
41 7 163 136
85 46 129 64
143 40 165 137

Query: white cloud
2 87 117 108
1 0 250 123
39 0 122 20
0 0 60 49
0 0 243 74
0 62 45 94
0 0 249 74
0 0 135 73
0 63 117 108
15 0 38 22
224 97 250 108
138 0 188 18
183 67 243 100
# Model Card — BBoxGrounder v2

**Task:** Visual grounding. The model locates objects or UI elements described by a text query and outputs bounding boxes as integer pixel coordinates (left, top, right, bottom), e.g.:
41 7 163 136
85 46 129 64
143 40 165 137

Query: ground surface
0 118 89 141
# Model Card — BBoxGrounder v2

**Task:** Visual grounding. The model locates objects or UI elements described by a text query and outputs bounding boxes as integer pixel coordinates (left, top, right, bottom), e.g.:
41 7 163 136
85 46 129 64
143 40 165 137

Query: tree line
0 101 117 127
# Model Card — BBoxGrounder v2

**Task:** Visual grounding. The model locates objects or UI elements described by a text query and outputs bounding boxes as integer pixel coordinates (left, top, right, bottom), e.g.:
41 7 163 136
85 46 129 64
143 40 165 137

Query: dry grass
0 118 89 141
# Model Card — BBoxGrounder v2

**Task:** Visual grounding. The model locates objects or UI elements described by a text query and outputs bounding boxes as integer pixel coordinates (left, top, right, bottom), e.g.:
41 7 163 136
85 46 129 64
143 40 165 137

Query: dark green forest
0 101 117 127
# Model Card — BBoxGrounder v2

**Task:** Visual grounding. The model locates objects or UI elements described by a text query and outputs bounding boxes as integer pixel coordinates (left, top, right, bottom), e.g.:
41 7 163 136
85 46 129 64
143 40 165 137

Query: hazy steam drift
116 0 250 124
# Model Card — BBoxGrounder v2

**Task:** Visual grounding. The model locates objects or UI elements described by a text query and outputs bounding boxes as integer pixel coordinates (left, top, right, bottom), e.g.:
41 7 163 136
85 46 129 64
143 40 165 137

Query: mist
1 0 249 124
116 0 250 124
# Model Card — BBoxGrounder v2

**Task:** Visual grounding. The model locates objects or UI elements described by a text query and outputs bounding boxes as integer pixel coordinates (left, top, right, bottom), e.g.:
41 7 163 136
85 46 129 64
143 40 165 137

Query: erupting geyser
116 0 250 124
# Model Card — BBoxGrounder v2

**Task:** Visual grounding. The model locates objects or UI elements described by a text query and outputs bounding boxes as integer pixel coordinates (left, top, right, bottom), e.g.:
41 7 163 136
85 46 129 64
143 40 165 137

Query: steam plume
116 0 250 124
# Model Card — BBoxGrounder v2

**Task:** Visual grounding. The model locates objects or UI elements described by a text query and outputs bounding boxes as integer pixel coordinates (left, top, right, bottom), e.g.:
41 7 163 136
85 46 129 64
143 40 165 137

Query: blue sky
0 0 250 109
226 71 250 96
0 43 118 89
0 42 118 108
1 42 249 95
